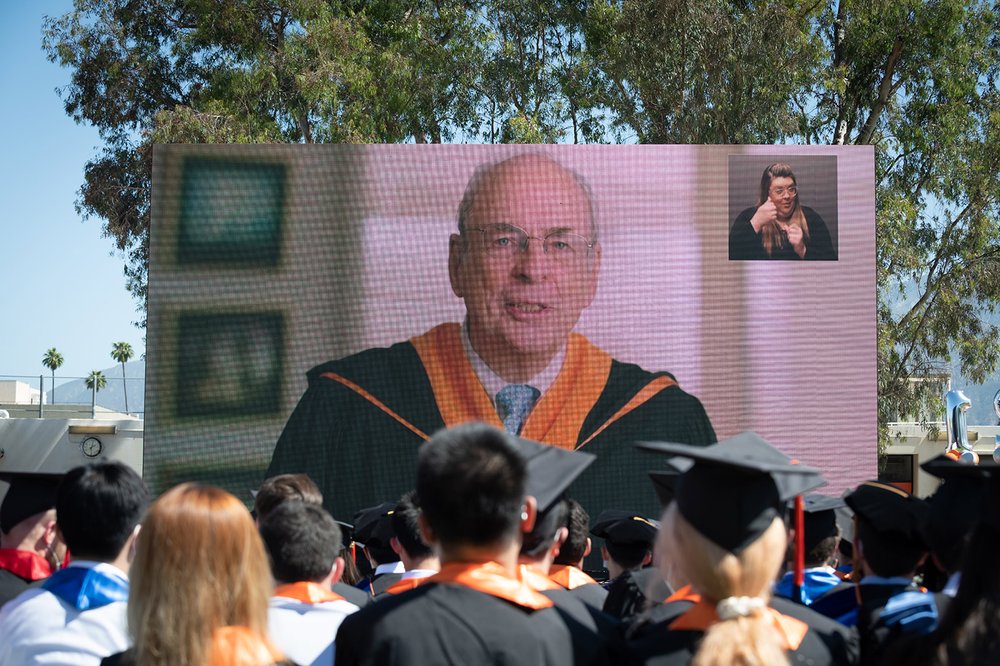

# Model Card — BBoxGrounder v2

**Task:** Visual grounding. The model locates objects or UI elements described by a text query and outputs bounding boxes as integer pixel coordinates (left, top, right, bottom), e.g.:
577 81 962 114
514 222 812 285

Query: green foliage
111 341 134 412
43 0 1000 455
42 348 64 373
42 347 65 404
85 370 107 393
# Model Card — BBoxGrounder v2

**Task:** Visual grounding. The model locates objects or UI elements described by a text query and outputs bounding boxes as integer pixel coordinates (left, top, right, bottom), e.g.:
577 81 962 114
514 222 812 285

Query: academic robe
269 324 716 533
0 549 53 608
335 562 614 666
623 591 859 665
603 567 671 622
548 564 609 610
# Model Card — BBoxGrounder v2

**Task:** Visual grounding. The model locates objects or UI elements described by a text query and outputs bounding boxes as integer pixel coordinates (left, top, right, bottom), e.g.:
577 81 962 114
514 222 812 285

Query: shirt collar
374 561 405 576
460 320 565 401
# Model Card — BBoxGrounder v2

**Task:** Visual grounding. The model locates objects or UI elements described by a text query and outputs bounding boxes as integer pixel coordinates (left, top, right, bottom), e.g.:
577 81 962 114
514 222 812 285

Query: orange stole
411 324 614 450
548 564 599 590
272 581 346 604
667 599 808 651
320 323 679 451
520 565 562 592
428 561 554 610
384 576 430 596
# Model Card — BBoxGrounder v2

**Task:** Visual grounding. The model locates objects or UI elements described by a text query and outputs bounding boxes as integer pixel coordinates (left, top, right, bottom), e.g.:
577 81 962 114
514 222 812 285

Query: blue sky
0 1 145 386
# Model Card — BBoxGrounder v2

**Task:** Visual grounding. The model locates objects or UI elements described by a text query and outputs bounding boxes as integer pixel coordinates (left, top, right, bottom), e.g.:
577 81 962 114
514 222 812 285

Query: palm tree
42 348 64 404
111 342 134 413
85 370 107 393
85 370 107 416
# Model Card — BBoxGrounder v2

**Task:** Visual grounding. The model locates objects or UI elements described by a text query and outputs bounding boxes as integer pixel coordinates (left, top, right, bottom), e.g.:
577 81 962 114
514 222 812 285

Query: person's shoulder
771 596 860 664
0 587 60 626
305 339 421 383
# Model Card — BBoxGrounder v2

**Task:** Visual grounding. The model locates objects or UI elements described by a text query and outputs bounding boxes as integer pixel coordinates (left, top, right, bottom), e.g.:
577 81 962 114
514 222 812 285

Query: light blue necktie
496 384 540 435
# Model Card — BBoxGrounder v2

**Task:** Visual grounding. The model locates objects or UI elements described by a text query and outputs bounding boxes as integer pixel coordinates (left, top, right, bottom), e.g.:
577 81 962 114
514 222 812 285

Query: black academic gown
852 582 944 666
603 567 671 622
268 324 716 545
0 568 31 609
335 580 613 666
333 581 372 608
624 595 859 665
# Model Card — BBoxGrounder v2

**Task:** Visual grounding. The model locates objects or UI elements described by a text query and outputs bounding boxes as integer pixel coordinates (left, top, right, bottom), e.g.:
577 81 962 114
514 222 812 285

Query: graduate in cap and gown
351 503 405 598
624 432 859 666
548 498 608 610
335 423 613 665
591 508 664 622
773 494 846 606
0 474 67 607
809 480 939 665
880 456 1000 665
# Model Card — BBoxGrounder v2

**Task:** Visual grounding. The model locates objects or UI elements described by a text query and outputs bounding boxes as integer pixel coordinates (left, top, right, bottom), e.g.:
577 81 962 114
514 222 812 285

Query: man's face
449 158 600 373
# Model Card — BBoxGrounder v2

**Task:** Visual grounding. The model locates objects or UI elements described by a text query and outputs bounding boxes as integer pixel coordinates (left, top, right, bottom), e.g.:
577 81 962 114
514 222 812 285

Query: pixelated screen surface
148 145 875 519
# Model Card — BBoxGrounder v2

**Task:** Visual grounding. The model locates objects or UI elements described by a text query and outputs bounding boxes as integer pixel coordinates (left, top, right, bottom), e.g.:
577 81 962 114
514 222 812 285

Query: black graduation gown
267 324 716 551
335 581 613 666
0 567 31 609
603 568 671 623
623 596 859 665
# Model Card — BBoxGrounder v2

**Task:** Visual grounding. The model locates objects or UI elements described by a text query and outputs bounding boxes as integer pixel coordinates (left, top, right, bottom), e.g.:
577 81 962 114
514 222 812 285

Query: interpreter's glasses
465 224 595 264
770 186 798 197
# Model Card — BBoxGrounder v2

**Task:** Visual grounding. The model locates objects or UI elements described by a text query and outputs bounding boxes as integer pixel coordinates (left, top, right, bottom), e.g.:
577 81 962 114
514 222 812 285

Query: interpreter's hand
784 223 806 258
750 199 778 233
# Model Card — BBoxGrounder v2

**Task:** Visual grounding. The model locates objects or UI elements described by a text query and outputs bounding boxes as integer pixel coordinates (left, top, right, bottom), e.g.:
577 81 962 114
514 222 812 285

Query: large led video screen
147 145 875 525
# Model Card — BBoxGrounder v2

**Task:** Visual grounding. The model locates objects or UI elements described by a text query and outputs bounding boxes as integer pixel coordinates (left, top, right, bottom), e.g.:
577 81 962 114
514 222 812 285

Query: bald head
457 154 597 242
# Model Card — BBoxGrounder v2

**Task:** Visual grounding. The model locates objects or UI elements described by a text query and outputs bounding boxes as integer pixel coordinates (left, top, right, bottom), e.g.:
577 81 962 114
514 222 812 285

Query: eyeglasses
464 224 595 264
770 186 798 197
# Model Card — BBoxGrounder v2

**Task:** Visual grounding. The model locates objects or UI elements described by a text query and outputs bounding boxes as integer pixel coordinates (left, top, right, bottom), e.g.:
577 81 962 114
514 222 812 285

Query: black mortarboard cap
590 510 659 546
336 520 355 549
844 481 928 547
647 458 693 507
799 494 845 554
352 503 396 549
0 473 63 534
511 437 595 513
920 455 1000 531
637 432 826 553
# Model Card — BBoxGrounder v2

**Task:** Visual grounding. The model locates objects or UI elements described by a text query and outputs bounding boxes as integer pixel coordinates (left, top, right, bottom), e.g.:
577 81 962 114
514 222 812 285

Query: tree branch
856 36 904 145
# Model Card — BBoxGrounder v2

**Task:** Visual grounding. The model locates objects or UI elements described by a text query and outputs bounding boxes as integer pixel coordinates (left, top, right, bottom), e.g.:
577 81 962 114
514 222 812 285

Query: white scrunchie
716 596 767 620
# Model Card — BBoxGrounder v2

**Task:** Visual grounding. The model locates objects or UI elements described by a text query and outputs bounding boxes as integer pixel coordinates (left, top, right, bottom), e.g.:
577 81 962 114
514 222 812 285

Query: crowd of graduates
1 423 999 665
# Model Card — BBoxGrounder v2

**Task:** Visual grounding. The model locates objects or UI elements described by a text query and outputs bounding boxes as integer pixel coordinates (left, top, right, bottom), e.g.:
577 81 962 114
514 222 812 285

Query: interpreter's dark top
729 205 837 260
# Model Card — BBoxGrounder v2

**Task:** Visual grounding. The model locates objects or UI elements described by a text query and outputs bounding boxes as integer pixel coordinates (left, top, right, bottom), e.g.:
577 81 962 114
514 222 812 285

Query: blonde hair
128 483 283 666
757 163 810 257
661 503 790 666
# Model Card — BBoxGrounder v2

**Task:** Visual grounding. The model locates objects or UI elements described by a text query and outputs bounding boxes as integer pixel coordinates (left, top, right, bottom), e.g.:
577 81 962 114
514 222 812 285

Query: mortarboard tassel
793 495 805 604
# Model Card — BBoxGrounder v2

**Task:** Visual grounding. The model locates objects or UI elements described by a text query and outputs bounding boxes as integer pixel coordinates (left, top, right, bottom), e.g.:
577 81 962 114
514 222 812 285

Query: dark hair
57 462 148 561
554 498 589 566
391 491 432 560
417 423 526 550
805 534 840 568
521 499 568 559
606 541 651 571
259 501 341 584
254 473 323 521
856 516 926 577
924 520 1000 665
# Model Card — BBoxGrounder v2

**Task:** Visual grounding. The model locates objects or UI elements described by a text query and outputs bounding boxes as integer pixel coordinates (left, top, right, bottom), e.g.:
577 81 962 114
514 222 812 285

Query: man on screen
267 153 716 530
